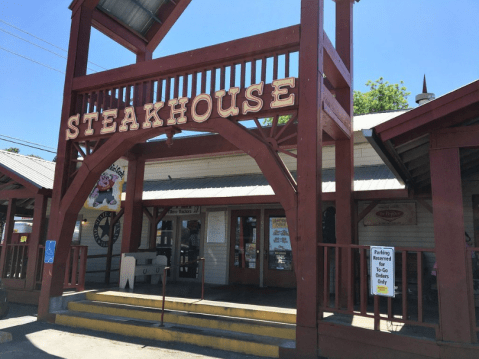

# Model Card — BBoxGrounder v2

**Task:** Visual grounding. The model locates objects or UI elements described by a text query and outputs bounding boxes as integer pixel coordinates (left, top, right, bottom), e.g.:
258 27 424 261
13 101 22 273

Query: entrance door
156 219 175 278
264 210 296 287
178 218 202 280
229 210 260 285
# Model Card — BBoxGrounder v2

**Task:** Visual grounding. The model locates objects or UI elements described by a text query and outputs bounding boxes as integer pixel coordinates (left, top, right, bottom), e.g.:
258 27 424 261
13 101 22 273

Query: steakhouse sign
65 78 296 141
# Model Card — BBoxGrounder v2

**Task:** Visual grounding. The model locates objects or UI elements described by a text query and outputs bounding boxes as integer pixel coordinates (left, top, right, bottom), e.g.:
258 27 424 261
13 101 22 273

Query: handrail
160 257 205 327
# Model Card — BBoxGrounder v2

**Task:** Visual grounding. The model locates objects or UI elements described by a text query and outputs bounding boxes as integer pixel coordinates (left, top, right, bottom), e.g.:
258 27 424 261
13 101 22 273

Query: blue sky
1 0 478 160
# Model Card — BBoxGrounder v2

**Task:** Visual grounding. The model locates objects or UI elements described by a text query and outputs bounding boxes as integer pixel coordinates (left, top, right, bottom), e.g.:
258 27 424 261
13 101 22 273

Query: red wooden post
0 198 16 278
334 0 354 310
38 1 96 321
295 0 324 356
25 194 47 290
121 156 145 254
430 147 475 343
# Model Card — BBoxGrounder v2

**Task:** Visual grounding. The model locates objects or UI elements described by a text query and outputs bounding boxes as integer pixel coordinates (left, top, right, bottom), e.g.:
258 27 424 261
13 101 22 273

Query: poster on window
84 162 125 211
363 203 417 226
269 217 291 251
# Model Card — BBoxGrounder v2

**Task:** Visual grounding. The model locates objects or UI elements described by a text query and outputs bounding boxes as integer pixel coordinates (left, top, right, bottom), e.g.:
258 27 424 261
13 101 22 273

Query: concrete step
68 300 296 340
85 290 297 324
55 310 294 358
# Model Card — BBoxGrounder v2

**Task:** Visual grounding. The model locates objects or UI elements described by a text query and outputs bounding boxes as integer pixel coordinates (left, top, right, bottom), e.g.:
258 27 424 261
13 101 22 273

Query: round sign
92 211 121 248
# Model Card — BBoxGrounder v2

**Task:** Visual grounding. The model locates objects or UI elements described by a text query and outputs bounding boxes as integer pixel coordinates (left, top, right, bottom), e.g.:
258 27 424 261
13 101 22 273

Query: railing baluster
374 295 380 330
210 69 216 94
230 65 235 88
71 247 79 286
118 87 125 109
323 246 329 308
219 66 225 91
88 91 95 113
14 246 21 278
251 60 256 85
335 246 340 309
126 85 132 107
174 75 179 99
166 77 172 102
261 57 267 83
285 51 290 78
402 250 408 320
387 297 393 319
64 249 72 286
417 251 423 323
191 72 198 98
360 248 367 314
156 79 163 102
273 54 279 80
347 247 353 312
240 61 246 89
201 70 207 93
182 75 189 99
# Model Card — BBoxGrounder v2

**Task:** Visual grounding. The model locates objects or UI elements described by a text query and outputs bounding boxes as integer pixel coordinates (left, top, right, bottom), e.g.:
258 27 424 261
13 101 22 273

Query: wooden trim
0 165 40 193
353 189 409 201
323 31 351 88
375 80 479 143
0 188 36 200
430 124 479 150
72 25 300 91
92 8 148 54
145 0 192 52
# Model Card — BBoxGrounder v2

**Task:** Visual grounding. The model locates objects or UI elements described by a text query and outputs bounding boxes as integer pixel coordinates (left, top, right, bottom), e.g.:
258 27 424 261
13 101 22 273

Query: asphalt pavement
0 303 267 359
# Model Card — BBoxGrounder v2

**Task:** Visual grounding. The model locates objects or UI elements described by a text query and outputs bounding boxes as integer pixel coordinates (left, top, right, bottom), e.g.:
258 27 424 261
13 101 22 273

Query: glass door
178 218 202 279
229 210 260 285
263 210 296 287
156 219 174 278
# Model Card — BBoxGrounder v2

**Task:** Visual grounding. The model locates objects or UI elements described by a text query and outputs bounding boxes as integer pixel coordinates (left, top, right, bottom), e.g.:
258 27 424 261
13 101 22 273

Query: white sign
167 206 200 215
370 246 395 297
363 203 417 226
206 211 226 243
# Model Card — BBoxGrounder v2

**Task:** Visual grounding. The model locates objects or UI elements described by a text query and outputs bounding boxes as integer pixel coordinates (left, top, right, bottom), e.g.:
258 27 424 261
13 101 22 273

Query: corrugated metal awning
124 165 403 201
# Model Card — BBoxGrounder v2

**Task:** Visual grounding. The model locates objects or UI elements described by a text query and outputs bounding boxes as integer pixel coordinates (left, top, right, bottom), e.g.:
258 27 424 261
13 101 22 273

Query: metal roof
0 150 55 190
97 0 168 37
370 80 479 192
134 165 403 201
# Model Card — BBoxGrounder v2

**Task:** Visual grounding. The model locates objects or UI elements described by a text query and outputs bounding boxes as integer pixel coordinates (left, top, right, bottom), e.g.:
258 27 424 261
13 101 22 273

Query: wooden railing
3 243 28 280
466 246 479 334
76 48 300 116
64 245 88 291
318 243 439 337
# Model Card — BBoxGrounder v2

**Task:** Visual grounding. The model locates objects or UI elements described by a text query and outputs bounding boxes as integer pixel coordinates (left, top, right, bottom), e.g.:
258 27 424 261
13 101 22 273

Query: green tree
4 147 20 153
262 115 293 126
28 154 43 159
354 77 410 115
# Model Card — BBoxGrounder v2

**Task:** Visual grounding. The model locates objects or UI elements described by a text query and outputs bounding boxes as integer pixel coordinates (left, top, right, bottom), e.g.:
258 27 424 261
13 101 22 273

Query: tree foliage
4 147 19 153
354 77 410 115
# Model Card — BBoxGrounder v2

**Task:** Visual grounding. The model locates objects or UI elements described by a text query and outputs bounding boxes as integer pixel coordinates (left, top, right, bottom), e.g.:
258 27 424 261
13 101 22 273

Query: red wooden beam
72 25 300 92
92 8 148 54
145 0 192 52
323 31 351 89
430 123 479 150
130 123 310 161
0 188 36 200
375 80 479 144
0 165 41 194
353 188 409 201
141 195 280 208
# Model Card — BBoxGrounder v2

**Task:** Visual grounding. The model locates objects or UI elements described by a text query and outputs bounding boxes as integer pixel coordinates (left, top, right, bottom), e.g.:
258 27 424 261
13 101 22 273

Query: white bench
119 252 167 290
